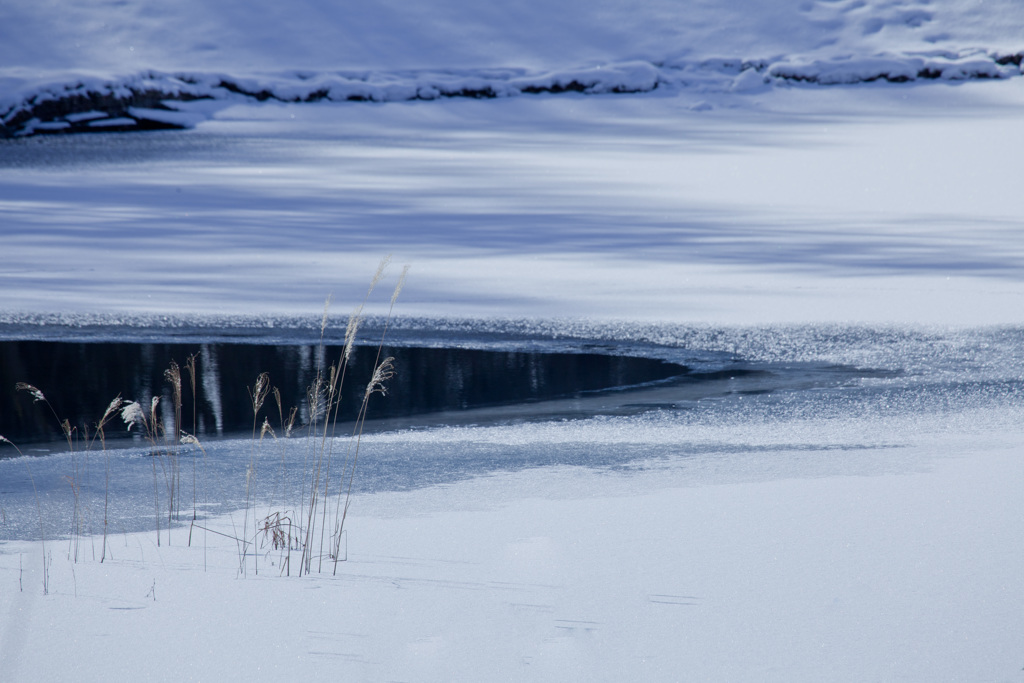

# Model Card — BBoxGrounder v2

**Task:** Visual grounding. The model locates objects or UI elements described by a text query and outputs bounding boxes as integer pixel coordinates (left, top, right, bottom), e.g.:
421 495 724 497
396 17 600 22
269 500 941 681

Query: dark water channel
0 340 688 446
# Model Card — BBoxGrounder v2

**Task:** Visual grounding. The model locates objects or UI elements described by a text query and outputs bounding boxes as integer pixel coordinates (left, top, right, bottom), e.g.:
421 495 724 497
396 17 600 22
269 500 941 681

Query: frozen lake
2 81 1024 683
3 83 1024 325
2 311 1022 681
2 320 1021 543
3 0 1024 678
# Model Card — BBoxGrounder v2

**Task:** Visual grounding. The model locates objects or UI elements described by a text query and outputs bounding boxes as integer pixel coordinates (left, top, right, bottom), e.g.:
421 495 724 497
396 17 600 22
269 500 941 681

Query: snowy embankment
3 50 1022 138
3 0 1024 137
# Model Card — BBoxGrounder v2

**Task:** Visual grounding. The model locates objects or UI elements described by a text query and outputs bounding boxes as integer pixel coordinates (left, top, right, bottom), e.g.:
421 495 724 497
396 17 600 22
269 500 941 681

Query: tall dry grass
4 259 408 585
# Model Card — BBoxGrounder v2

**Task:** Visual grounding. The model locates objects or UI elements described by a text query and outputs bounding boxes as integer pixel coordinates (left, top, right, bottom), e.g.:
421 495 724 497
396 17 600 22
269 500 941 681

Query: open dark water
1 323 1022 542
0 340 688 445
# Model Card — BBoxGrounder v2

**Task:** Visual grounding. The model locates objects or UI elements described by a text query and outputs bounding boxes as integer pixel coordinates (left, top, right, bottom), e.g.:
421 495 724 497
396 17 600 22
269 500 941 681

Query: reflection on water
0 341 686 445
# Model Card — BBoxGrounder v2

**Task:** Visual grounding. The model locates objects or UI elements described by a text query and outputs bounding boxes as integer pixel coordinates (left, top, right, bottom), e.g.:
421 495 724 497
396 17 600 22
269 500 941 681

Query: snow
3 84 1024 325
2 0 1024 680
3 0 1024 137
2 425 1023 680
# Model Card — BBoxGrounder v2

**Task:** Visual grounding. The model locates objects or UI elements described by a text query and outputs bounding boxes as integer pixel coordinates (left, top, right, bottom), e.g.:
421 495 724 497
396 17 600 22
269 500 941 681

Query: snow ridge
2 49 1021 138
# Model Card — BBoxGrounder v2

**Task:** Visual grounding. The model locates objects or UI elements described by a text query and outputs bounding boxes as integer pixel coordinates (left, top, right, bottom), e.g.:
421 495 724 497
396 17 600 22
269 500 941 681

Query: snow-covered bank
3 426 1022 681
3 0 1024 137
4 48 1022 138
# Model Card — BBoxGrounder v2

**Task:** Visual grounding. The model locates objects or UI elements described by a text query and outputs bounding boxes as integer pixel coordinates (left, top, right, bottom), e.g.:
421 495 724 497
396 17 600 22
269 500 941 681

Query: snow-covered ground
2 435 1022 681
2 0 1024 680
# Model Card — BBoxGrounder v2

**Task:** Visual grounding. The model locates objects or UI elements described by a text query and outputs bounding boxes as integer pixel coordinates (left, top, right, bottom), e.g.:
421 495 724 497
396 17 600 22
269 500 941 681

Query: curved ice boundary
2 48 1021 138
